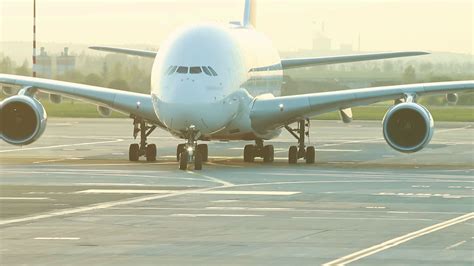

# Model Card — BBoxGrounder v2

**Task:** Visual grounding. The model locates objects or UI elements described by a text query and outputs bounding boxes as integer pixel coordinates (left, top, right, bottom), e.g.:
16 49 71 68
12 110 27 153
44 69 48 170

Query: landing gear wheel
289 146 298 164
177 144 185 161
129 144 140 161
263 145 274 163
179 150 188 170
145 144 157 162
194 150 203 170
306 146 315 164
197 144 208 162
244 144 255 162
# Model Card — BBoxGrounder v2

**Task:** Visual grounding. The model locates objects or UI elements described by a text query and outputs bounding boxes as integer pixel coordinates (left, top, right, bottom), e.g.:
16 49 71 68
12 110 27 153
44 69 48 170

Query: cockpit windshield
166 65 218 76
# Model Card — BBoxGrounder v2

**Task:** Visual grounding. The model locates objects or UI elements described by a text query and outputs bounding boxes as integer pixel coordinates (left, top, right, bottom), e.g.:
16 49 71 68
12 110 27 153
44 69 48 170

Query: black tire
177 144 185 161
263 145 274 163
197 144 208 162
288 146 298 164
244 144 255 162
179 150 188 170
129 144 140 161
194 150 203 170
306 146 315 164
146 144 157 162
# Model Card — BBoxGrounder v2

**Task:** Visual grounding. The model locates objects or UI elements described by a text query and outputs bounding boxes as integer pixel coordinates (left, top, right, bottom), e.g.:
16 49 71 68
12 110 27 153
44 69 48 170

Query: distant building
312 33 331 52
56 47 76 75
339 43 353 52
36 47 53 78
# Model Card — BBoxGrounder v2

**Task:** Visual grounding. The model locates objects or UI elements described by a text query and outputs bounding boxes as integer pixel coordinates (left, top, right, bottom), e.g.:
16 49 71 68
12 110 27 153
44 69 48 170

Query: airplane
0 0 473 170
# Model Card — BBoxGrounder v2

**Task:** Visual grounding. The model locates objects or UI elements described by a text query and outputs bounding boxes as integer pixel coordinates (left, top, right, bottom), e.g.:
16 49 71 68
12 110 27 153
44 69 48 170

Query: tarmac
0 118 473 265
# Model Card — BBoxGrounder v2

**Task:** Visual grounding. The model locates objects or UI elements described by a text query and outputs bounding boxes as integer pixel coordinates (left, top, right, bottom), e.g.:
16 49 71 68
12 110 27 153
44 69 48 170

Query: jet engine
382 103 434 153
0 95 47 145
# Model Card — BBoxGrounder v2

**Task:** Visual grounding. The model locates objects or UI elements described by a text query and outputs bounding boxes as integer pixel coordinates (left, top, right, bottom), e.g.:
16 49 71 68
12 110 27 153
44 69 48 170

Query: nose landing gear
128 116 157 162
177 125 206 171
285 119 315 164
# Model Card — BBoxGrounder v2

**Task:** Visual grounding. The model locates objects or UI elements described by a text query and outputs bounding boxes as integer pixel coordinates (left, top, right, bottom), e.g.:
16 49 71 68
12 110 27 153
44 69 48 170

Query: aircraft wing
250 81 474 132
280 51 429 70
0 74 161 124
89 46 158 58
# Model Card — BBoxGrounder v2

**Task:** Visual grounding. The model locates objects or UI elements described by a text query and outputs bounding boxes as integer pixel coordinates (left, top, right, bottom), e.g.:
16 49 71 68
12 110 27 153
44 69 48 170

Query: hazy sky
1 0 473 54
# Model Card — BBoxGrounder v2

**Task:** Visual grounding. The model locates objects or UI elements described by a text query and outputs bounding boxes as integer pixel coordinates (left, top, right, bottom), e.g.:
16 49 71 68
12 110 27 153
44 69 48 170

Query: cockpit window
202 66 212 76
190 66 202 74
167 66 178 75
208 66 218 76
176 66 189 74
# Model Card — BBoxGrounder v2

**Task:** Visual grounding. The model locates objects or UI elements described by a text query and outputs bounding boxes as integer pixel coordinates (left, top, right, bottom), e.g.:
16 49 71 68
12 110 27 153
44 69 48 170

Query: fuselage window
202 66 212 76
176 66 189 74
208 66 218 76
190 66 202 74
168 66 178 75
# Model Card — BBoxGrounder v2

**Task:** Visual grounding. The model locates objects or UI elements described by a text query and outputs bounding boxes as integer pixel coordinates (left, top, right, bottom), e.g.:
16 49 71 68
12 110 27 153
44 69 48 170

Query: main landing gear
128 116 157 162
243 139 275 163
176 125 207 171
285 119 315 164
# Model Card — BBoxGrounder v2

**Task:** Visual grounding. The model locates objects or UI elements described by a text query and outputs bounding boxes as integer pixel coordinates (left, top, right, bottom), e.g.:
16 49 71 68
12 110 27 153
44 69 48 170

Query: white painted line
188 171 235 187
0 186 221 226
205 207 293 211
74 183 147 187
293 217 433 221
170 214 263 218
0 139 124 153
445 240 467 250
212 200 239 203
0 197 50 200
323 212 474 266
34 237 80 240
316 149 361 152
74 189 300 196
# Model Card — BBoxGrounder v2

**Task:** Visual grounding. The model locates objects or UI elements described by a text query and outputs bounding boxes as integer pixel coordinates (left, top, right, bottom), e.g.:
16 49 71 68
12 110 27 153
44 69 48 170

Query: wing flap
281 51 429 70
250 81 474 132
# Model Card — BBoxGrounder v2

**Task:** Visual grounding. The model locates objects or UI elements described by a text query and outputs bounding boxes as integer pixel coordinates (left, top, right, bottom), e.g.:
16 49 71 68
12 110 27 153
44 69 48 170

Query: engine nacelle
0 95 48 145
382 103 434 153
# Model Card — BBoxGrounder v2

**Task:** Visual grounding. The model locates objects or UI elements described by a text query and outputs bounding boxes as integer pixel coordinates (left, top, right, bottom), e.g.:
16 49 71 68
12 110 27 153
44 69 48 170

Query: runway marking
436 126 471 134
323 212 474 266
34 237 80 240
205 207 292 211
170 214 263 218
75 183 147 186
109 207 465 216
212 200 239 203
33 157 84 164
445 240 467 250
187 171 235 187
293 217 434 221
0 186 224 226
0 139 124 153
376 192 472 199
0 197 50 200
75 189 300 196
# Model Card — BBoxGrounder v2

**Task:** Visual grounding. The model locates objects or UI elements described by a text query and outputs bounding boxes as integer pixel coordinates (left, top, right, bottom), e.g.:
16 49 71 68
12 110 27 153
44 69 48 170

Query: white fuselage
150 24 283 140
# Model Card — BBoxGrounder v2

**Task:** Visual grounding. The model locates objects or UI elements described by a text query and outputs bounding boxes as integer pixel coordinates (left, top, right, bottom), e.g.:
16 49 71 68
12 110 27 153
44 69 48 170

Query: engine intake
0 95 47 145
382 103 433 153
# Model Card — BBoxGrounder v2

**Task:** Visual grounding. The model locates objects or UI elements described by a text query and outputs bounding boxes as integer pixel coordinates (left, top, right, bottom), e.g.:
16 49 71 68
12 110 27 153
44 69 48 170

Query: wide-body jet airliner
1 0 473 170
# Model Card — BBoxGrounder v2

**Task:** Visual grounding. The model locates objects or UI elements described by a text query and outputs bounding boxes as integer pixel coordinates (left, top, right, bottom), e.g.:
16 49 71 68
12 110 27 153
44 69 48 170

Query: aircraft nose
155 87 239 134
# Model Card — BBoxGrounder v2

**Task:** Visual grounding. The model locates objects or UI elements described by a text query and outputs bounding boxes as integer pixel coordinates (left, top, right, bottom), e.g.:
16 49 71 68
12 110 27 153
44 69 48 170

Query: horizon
1 0 472 56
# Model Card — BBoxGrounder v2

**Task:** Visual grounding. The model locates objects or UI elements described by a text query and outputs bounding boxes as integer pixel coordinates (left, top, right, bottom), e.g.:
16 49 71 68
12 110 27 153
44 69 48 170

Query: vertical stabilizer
243 0 257 28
